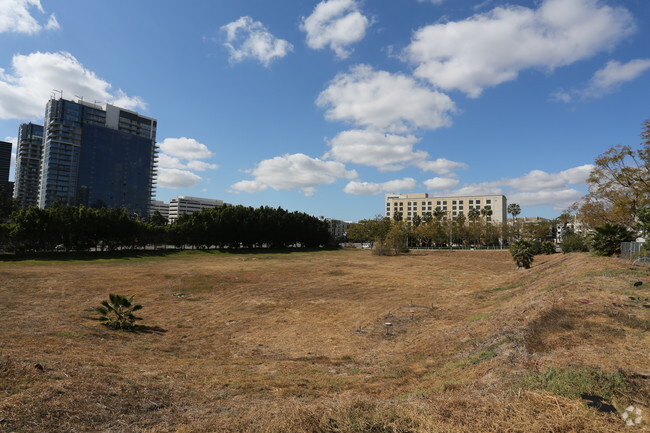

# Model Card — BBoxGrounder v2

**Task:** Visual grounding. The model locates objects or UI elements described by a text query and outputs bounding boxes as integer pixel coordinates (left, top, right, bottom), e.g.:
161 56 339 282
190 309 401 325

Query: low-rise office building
168 196 224 223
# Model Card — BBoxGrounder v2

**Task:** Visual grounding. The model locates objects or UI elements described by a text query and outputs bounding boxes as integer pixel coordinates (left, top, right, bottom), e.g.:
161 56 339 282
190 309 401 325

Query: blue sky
0 0 648 221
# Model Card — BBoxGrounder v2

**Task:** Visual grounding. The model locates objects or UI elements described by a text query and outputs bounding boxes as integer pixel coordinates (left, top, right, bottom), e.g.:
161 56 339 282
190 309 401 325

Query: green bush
509 240 534 269
96 294 143 330
590 223 635 256
540 241 556 255
560 233 589 253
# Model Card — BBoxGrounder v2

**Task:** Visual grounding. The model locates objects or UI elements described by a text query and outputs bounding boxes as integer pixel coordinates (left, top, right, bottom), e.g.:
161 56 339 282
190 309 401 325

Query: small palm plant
510 240 534 269
96 294 143 330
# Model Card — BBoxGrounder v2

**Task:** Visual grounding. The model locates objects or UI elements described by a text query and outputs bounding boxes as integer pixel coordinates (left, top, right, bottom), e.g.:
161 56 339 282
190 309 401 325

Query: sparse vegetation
1 249 648 432
560 233 590 253
540 241 556 255
509 239 534 268
96 294 143 330
590 223 635 256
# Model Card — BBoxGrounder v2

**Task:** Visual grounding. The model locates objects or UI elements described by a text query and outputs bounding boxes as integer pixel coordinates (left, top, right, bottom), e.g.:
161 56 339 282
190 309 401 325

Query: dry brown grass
0 249 648 432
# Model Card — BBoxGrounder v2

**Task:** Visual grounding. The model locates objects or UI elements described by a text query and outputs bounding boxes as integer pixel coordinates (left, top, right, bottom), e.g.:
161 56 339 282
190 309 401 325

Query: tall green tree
578 120 649 229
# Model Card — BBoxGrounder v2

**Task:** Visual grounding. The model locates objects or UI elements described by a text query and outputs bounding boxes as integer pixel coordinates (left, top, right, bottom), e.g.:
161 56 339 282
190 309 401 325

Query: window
452 206 457 210
437 201 441 205
452 200 457 205
476 200 481 204
443 201 447 205
469 200 474 204
486 199 491 204
459 200 464 204
459 206 463 210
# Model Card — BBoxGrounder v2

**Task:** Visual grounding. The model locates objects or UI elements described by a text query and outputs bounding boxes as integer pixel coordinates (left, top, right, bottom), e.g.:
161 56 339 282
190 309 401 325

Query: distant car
361 243 371 249
55 244 65 251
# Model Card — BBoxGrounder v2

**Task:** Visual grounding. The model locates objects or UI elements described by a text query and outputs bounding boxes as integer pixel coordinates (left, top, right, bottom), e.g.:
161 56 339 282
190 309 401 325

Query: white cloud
344 177 417 195
300 0 370 59
450 183 503 197
588 59 650 94
0 0 59 34
221 16 293 67
317 65 456 133
186 160 219 172
157 168 202 189
324 129 467 175
157 137 218 188
231 153 357 196
439 164 593 208
325 129 426 171
229 180 268 194
500 165 593 191
0 51 146 120
158 137 213 160
508 189 584 209
423 177 460 190
405 0 635 97
416 158 468 175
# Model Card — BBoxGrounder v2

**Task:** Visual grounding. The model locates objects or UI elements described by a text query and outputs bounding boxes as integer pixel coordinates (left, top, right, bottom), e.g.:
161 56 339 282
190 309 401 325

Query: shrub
540 241 556 255
590 223 635 256
96 294 143 330
560 233 589 253
509 240 534 269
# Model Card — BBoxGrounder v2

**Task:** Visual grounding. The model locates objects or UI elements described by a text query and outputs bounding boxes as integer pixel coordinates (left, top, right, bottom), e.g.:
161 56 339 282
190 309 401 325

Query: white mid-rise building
149 200 170 221
385 193 507 223
168 196 224 223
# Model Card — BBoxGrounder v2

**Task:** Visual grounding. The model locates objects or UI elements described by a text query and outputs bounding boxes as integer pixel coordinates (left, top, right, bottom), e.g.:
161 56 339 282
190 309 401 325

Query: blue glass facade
39 98 156 217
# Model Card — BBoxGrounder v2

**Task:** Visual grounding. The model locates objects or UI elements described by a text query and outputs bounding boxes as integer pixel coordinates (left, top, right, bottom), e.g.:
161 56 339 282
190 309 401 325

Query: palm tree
96 294 144 330
509 240 534 269
508 203 521 240
432 207 445 221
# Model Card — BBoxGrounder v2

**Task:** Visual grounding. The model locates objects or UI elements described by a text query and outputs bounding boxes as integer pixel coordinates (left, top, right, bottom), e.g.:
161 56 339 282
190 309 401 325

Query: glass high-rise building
0 140 11 195
38 98 158 217
14 123 44 208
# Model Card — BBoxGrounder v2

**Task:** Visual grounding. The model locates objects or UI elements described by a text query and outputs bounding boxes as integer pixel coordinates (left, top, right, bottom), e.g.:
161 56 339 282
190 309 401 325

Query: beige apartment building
385 193 507 223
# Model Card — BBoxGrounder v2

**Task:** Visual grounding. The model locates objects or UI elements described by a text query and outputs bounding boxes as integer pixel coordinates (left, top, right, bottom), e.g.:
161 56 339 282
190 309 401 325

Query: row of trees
347 202 558 252
0 204 331 253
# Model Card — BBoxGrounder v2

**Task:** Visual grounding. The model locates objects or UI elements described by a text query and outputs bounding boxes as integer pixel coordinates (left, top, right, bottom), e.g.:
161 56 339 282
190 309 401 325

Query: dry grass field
0 249 649 432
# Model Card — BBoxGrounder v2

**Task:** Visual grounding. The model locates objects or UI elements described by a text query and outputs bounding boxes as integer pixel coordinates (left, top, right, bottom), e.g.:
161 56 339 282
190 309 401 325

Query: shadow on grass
0 246 341 262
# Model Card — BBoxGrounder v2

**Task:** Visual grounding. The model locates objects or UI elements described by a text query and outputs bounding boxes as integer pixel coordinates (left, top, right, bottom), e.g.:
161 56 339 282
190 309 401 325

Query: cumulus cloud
423 177 460 191
344 177 417 195
300 0 370 58
231 153 357 196
158 137 213 160
221 16 293 67
325 129 426 171
440 165 594 208
0 0 59 34
416 158 468 175
156 168 202 189
404 0 635 97
317 65 455 133
554 59 650 102
499 165 593 191
324 129 467 176
0 51 146 120
157 137 218 189
508 189 585 208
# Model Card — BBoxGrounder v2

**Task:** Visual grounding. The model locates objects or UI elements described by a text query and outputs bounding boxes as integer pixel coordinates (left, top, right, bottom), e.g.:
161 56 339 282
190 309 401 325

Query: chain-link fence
621 242 650 263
